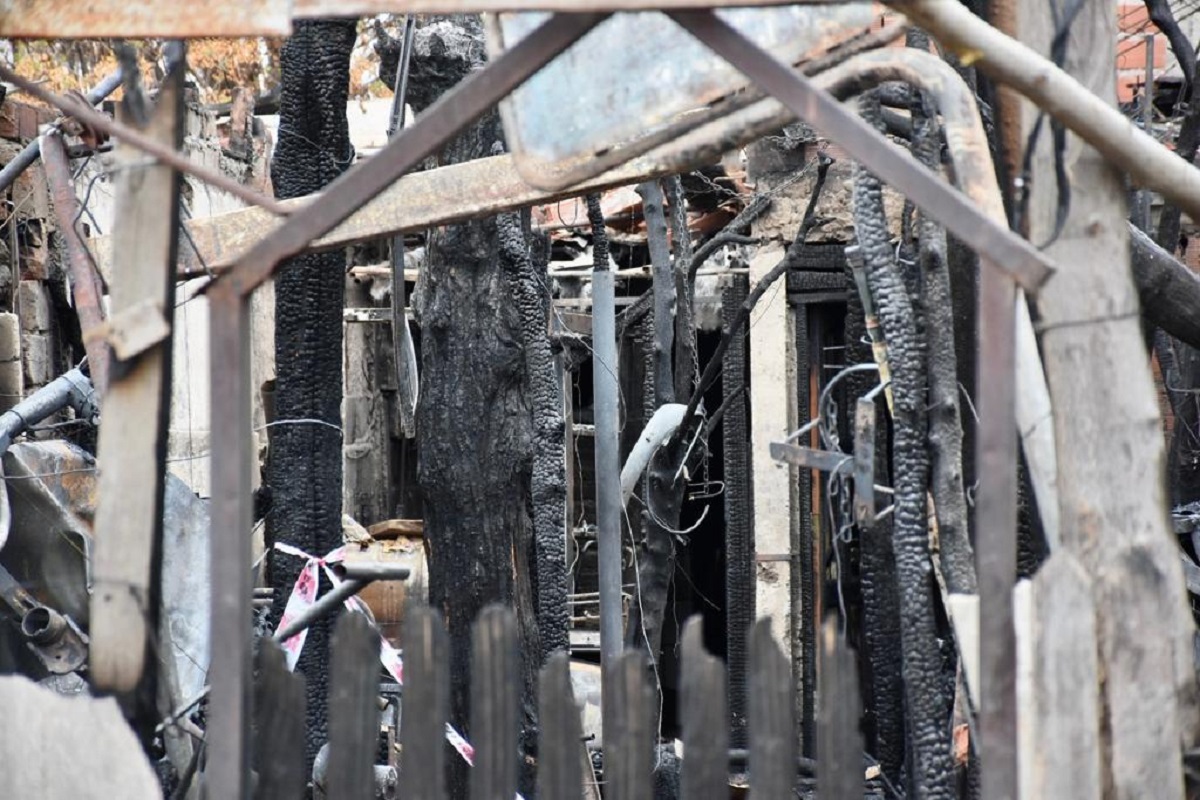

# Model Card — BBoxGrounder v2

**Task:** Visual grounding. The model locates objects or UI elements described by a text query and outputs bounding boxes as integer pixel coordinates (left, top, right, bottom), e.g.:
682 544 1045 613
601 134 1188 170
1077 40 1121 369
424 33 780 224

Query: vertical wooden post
538 653 583 800
1015 553 1102 800
977 240 1019 800
254 641 308 800
400 606 450 800
749 619 795 797
817 619 863 799
1019 1 1198 796
470 606 519 800
343 275 392 523
679 617 728 800
606 651 654 800
89 60 183 694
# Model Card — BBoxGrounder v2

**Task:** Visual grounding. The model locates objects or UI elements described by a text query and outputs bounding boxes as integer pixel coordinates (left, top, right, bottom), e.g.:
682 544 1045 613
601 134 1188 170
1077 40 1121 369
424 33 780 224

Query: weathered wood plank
1019 0 1198 794
817 618 862 800
607 651 654 800
679 617 728 800
749 618 794 797
401 606 449 800
328 613 382 800
89 61 184 693
254 641 308 800
0 676 160 799
471 606 520 800
1015 552 1101 800
539 653 584 800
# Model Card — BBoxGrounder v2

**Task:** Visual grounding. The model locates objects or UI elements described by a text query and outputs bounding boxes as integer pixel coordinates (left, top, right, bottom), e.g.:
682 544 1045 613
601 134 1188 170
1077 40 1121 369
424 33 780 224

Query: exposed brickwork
1118 2 1171 103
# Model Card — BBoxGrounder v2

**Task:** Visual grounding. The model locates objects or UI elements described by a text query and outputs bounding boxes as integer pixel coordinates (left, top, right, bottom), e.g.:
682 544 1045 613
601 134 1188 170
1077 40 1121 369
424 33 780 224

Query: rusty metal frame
187 8 1032 798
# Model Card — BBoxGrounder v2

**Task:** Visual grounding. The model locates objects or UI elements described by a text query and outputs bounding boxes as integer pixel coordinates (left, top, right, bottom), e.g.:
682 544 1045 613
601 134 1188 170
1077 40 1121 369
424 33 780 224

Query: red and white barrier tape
271 543 481 771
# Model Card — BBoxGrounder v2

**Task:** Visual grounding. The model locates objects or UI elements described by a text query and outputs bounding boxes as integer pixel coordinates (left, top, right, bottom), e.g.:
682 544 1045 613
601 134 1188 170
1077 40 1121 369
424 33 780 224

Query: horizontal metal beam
769 442 852 473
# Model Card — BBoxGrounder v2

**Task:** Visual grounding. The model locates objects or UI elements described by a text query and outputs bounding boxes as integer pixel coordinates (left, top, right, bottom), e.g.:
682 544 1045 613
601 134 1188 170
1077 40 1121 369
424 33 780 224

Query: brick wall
1118 2 1174 103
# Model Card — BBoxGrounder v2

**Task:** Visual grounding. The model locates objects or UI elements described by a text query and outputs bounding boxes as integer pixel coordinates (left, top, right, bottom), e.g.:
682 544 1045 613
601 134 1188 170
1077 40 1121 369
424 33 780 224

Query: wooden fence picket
817 618 862 799
606 650 654 800
679 617 728 800
471 606 520 800
253 640 307 800
538 652 583 800
328 613 384 799
401 606 450 800
750 618 795 797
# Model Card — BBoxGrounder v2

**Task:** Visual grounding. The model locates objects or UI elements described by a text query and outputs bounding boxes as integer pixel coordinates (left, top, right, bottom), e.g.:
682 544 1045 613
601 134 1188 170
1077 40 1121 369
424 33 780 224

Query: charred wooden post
844 251 905 785
498 212 569 660
721 275 753 749
853 95 955 800
265 18 357 769
910 95 975 596
663 175 697 401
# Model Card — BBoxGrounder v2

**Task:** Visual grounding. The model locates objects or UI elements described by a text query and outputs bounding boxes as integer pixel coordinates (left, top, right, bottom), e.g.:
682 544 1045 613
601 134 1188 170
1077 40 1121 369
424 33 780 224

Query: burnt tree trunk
266 18 356 770
403 17 540 798
498 212 569 660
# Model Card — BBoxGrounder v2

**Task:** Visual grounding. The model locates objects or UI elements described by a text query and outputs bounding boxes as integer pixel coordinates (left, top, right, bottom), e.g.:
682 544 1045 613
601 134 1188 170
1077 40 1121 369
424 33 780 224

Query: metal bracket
770 396 882 525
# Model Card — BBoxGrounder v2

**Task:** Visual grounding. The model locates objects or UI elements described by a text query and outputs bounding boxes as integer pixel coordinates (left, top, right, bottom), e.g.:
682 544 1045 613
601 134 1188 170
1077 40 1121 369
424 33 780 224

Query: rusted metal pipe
0 68 122 196
0 367 96 453
272 579 368 643
40 131 111 394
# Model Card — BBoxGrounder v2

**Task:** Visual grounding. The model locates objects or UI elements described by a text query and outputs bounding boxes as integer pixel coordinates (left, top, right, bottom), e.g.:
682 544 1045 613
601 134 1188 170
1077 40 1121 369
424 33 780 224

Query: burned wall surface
266 18 357 769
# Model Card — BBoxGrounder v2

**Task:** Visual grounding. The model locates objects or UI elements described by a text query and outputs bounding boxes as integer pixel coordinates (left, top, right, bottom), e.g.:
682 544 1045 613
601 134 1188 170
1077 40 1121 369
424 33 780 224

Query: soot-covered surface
403 16 540 798
266 18 356 770
854 96 954 800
